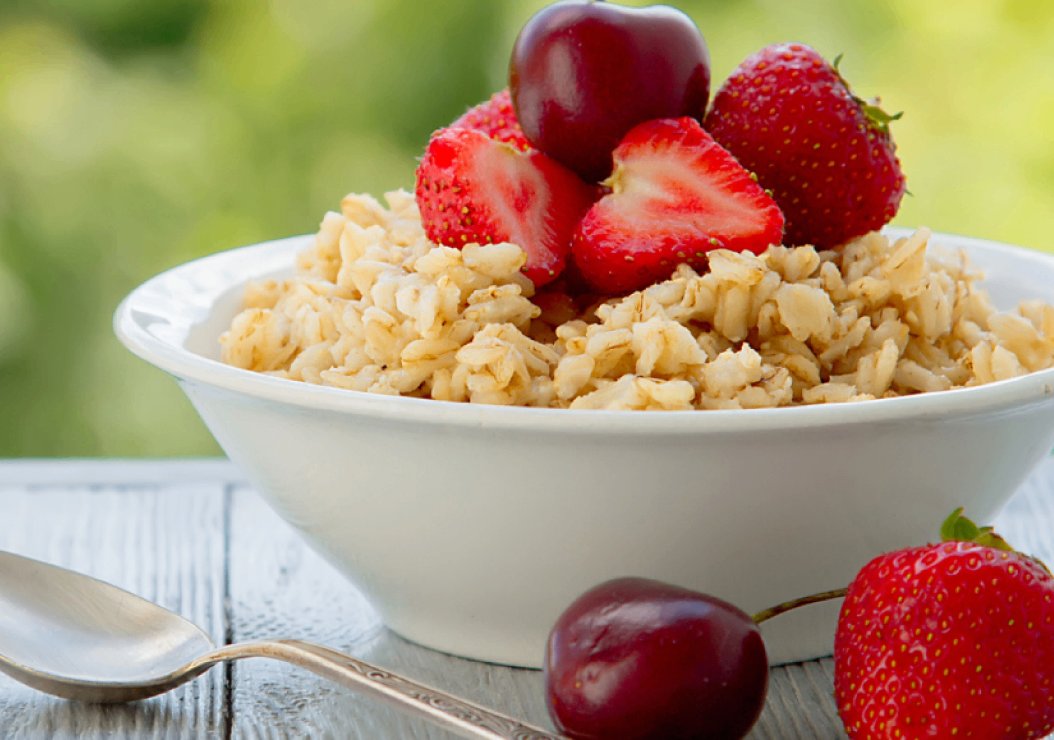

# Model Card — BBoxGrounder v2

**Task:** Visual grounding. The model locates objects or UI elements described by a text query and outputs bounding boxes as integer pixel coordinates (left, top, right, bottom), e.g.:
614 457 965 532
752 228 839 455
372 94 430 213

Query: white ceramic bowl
115 229 1054 668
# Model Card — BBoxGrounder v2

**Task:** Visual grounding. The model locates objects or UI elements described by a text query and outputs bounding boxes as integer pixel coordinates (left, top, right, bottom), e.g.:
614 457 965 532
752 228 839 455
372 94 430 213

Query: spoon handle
202 640 561 740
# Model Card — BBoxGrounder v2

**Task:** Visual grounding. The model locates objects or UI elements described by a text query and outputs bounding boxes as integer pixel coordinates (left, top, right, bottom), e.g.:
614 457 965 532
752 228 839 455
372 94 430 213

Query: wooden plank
753 661 843 739
0 479 229 739
0 458 242 487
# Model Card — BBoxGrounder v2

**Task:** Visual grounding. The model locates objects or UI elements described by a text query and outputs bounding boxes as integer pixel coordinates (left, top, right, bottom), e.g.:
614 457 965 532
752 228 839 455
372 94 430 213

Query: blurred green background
0 0 1051 457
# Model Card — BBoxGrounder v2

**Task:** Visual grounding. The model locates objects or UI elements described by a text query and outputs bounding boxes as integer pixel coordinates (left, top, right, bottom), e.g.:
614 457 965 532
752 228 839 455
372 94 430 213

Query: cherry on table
544 577 768 740
510 0 711 182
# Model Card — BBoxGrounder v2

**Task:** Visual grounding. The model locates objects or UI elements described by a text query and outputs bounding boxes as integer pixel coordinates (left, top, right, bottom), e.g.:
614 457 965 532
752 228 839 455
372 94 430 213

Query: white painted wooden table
2 457 1053 739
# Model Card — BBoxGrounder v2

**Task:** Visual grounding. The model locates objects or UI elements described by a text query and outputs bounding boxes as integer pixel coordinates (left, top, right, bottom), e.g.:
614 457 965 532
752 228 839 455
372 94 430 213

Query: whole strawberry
451 89 531 152
835 509 1054 738
705 43 906 249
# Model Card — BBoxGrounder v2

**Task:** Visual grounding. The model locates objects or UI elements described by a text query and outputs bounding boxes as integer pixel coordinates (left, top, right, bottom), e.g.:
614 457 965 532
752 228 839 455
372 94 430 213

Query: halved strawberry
572 117 784 294
415 127 596 286
451 89 531 152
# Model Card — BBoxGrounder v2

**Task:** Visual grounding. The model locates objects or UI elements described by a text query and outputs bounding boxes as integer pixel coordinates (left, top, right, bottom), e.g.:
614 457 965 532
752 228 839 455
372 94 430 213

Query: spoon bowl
0 552 214 693
0 551 558 739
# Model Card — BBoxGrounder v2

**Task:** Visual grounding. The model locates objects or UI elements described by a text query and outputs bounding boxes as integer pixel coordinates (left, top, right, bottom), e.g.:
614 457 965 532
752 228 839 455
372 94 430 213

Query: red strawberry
415 127 595 286
451 89 531 152
835 509 1054 739
704 43 906 249
571 117 784 294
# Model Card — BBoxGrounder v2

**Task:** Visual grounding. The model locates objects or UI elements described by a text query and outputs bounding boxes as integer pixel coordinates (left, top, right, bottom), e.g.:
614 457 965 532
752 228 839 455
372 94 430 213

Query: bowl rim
114 227 1054 434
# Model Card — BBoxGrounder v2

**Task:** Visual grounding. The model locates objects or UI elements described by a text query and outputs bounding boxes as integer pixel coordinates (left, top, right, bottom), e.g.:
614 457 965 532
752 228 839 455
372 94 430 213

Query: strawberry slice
572 117 785 294
451 89 532 152
415 127 596 286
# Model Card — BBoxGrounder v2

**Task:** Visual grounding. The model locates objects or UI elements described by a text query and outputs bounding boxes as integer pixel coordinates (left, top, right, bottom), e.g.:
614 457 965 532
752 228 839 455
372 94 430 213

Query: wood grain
0 456 1051 739
0 479 228 739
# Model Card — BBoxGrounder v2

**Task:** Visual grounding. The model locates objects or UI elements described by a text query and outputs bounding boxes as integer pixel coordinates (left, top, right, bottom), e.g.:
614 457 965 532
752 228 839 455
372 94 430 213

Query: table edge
0 458 243 487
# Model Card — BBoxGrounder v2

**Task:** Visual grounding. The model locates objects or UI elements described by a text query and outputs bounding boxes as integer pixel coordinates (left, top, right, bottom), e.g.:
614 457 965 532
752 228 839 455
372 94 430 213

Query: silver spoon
0 551 560 740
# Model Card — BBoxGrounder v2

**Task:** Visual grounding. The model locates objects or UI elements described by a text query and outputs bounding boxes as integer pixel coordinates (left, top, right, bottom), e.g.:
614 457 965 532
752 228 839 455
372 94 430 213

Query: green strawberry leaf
861 102 903 136
974 527 1014 552
939 507 1053 574
941 507 979 542
829 52 903 136
940 508 1012 550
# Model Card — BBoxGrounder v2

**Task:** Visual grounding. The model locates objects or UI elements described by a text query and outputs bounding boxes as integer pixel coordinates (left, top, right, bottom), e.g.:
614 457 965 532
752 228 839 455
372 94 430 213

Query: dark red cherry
509 0 711 182
544 577 768 740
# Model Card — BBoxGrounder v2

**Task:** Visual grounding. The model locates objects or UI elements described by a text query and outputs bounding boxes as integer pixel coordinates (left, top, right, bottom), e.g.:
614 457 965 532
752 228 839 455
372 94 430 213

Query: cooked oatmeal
219 190 1054 410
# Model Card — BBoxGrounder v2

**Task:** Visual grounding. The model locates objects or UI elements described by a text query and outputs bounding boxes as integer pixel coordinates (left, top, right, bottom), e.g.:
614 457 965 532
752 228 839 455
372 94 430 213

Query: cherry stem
751 588 849 625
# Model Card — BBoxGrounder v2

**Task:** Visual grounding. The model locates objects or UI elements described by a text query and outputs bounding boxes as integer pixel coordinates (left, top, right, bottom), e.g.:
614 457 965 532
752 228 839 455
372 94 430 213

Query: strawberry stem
752 588 848 625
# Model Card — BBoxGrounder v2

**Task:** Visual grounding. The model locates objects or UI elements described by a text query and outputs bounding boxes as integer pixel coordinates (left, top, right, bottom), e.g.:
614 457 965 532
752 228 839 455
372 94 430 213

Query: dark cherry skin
510 0 711 182
545 577 768 740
